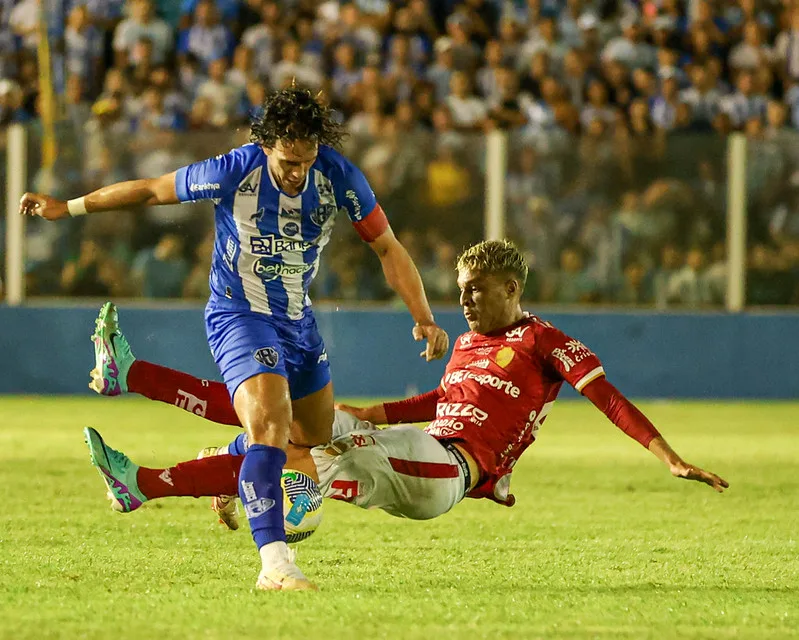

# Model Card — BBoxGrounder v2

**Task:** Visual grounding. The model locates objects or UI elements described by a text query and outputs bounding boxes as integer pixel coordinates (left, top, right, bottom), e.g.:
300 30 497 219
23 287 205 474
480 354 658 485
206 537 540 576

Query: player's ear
505 279 518 297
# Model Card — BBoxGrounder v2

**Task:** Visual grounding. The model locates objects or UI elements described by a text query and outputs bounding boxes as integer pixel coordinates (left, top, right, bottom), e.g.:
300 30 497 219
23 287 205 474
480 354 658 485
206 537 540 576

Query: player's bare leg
290 382 335 447
234 373 317 592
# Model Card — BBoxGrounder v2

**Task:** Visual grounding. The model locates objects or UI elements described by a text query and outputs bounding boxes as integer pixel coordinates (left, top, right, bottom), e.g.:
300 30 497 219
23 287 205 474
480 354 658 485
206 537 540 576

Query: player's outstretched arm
581 377 729 493
335 387 441 425
19 172 180 220
368 227 449 361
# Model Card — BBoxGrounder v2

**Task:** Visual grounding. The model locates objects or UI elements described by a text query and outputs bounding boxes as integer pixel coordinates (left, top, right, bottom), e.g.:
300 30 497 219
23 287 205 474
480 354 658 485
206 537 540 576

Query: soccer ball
282 469 323 543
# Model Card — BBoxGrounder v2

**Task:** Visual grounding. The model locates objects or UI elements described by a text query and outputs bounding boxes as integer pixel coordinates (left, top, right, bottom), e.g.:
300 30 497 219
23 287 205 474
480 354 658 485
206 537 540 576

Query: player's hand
670 461 729 493
334 403 387 425
413 322 449 361
19 193 70 220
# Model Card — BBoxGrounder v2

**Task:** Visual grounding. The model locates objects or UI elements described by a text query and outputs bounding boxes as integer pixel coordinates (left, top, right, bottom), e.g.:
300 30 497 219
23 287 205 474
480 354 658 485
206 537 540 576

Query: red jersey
424 314 605 505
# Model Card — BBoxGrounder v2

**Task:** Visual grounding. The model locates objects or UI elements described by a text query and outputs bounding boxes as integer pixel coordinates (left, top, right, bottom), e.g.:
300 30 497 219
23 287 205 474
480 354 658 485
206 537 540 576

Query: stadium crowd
2 0 799 305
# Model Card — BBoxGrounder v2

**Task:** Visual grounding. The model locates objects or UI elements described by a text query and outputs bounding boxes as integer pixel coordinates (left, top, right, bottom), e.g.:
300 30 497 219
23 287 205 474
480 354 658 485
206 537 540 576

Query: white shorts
311 411 468 520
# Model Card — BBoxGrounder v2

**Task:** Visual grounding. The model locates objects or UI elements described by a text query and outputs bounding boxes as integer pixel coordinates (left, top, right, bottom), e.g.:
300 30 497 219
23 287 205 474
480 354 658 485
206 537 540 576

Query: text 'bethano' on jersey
175 143 388 320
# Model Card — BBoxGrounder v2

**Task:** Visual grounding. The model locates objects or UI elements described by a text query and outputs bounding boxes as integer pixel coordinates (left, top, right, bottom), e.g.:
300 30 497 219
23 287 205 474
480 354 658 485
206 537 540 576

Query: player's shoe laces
84 427 147 513
256 565 318 592
197 446 239 530
90 302 135 397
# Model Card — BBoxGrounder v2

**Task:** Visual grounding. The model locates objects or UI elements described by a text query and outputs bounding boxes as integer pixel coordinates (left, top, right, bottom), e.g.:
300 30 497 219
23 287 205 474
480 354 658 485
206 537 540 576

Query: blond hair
456 239 528 289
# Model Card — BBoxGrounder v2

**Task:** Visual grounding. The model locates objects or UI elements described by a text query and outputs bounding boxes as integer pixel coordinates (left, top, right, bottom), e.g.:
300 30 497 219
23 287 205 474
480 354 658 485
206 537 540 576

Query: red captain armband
352 204 389 242
383 387 442 424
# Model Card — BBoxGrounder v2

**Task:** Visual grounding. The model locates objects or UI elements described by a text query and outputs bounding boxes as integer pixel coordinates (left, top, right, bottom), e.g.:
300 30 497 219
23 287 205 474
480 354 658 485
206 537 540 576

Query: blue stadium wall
0 305 797 399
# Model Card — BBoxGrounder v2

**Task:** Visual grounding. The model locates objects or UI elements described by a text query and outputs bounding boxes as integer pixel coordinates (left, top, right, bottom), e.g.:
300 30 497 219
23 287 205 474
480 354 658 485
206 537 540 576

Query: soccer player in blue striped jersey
19 88 449 591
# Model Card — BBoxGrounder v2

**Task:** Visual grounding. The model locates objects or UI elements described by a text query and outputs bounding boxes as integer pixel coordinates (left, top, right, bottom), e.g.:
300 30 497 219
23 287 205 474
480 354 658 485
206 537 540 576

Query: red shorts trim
388 457 460 479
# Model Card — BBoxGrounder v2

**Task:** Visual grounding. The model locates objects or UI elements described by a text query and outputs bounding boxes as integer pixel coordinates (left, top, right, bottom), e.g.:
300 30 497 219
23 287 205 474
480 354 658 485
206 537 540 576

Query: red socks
137 454 243 499
127 360 241 426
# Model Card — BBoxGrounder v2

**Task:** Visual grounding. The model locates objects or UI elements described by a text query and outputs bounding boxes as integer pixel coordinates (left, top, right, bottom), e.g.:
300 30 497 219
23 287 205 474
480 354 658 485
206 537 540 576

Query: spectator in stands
446 70 487 131
331 41 361 104
427 37 456 101
196 56 242 127
549 245 599 304
113 0 172 67
721 71 766 128
241 1 280 82
177 0 234 69
666 246 711 307
270 38 323 91
616 260 651 305
728 20 773 71
132 233 190 298
652 244 683 309
9 0 39 52
65 4 104 90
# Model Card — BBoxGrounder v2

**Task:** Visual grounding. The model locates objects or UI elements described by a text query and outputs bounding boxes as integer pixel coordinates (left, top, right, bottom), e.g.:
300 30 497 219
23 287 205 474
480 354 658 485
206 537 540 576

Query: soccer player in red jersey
85 240 727 531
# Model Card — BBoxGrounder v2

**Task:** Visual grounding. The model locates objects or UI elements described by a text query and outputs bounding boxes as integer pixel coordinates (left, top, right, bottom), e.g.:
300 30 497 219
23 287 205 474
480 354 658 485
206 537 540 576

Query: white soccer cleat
197 446 239 530
256 565 318 592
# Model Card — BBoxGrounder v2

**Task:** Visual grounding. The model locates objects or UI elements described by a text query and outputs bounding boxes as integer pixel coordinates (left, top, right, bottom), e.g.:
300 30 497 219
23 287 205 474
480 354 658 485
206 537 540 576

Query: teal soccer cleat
90 302 135 396
84 427 147 513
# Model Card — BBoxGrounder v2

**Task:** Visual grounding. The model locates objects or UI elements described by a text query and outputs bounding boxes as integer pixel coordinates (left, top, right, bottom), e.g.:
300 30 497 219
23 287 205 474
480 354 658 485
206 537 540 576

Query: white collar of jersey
265 153 311 195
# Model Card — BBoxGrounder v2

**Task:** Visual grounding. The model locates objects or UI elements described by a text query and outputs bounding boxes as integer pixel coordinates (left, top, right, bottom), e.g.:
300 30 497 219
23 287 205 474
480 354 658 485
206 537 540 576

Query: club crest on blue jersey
310 204 337 227
254 347 279 368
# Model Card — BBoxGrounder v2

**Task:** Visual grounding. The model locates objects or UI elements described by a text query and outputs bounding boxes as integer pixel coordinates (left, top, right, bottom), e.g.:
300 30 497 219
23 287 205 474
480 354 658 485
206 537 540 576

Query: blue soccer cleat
84 427 147 513
89 302 135 396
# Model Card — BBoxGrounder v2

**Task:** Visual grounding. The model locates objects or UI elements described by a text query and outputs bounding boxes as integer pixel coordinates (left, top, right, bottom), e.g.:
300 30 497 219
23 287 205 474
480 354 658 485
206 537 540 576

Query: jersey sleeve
174 148 244 203
335 155 389 242
534 324 605 393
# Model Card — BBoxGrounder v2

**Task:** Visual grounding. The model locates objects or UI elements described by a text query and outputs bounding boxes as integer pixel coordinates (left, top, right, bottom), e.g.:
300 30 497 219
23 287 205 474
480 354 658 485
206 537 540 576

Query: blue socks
228 432 248 456
238 444 287 547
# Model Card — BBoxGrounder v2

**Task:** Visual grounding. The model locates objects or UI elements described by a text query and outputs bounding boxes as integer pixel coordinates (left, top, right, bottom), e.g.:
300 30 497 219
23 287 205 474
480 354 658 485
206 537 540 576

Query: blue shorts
205 305 331 402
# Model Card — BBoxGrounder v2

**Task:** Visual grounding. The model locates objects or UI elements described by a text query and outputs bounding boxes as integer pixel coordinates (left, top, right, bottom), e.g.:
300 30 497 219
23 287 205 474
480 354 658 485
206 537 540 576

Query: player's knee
246 418 291 448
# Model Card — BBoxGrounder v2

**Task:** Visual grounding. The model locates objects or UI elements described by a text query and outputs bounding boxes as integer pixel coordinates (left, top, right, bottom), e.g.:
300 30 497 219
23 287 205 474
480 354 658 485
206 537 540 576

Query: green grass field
1 397 797 639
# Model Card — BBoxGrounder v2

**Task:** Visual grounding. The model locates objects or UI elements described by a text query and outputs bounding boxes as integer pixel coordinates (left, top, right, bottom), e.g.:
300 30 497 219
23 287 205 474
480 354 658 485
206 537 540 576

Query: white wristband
67 197 88 217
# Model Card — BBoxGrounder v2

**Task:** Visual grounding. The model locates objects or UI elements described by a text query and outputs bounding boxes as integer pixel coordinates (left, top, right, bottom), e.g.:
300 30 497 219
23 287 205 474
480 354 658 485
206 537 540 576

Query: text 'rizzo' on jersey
425 314 606 505
174 143 387 321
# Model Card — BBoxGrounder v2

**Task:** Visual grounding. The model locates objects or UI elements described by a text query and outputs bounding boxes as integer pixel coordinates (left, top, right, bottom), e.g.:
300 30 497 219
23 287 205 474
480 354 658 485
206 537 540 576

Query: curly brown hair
249 88 346 149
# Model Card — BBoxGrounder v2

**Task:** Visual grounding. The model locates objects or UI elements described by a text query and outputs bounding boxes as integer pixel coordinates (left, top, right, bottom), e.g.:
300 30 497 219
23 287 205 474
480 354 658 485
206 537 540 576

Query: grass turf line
0 397 797 639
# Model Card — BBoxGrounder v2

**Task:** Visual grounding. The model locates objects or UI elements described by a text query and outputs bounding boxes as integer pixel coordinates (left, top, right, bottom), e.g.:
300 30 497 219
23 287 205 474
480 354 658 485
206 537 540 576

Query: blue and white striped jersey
175 143 381 320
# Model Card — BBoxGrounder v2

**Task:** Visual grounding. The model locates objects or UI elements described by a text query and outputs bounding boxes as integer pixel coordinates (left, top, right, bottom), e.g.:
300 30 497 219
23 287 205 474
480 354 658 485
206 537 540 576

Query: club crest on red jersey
495 346 515 368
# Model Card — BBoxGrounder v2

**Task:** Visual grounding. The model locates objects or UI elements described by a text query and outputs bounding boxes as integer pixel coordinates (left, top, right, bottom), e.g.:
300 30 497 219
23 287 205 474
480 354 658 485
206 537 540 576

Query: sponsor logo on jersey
283 222 300 236
175 389 208 416
495 346 515 369
505 326 529 342
459 334 472 347
426 420 465 438
436 402 488 425
346 189 362 219
250 235 312 256
253 259 314 282
318 351 328 363
566 339 595 364
476 346 493 355
189 182 220 192
251 207 265 223
158 470 174 486
310 203 337 227
279 207 302 220
551 347 575 372
224 237 237 272
254 346 279 368
466 359 491 369
444 369 521 398
238 168 261 195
